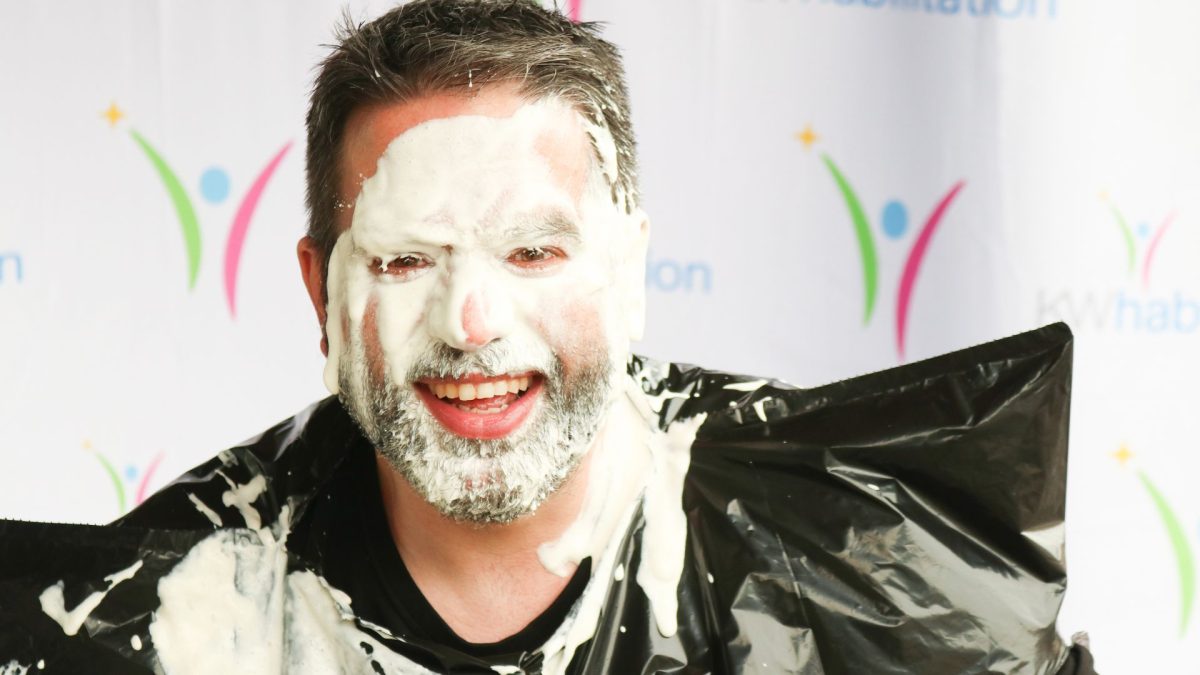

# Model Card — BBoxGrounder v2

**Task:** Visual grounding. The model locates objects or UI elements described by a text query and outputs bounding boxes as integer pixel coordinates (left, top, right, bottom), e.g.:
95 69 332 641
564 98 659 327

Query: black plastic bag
0 323 1078 674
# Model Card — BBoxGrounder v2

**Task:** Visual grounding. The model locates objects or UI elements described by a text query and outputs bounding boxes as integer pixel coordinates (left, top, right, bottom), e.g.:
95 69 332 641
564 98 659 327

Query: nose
427 262 514 351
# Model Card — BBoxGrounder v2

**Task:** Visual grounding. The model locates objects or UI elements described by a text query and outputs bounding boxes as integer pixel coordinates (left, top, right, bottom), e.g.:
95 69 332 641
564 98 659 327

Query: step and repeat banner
2 0 1197 670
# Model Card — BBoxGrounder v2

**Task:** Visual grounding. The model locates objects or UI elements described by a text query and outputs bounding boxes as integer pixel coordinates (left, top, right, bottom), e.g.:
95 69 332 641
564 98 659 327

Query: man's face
310 89 646 523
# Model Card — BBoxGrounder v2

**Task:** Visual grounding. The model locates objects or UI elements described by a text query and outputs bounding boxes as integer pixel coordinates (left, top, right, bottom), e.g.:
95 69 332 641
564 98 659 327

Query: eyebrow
498 209 582 244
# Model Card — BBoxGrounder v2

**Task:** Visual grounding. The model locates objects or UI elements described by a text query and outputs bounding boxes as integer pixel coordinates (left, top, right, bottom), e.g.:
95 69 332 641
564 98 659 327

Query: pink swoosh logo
1141 211 1176 291
134 452 165 505
568 0 582 21
896 182 965 360
224 142 293 317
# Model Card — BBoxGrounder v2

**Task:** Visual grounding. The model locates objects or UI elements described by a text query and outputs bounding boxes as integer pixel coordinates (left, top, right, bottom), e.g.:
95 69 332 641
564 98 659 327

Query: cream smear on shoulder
148 480 440 674
538 379 706 675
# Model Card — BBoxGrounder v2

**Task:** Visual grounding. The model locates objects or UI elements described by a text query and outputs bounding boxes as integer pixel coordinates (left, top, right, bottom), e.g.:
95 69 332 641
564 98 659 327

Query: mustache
404 339 556 382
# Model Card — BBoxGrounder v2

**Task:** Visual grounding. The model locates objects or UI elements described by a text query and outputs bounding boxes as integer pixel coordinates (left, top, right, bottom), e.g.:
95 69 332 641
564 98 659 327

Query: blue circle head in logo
881 200 908 240
200 167 231 204
1137 222 1151 239
124 464 138 481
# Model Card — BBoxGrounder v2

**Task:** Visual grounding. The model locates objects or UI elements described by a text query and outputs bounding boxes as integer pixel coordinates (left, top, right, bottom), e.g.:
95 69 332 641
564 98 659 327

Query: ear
297 236 329 356
624 212 650 342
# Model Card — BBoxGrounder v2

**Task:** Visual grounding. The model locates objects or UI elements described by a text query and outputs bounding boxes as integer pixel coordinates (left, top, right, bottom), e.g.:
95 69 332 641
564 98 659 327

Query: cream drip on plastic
188 492 224 527
38 559 143 637
218 472 267 530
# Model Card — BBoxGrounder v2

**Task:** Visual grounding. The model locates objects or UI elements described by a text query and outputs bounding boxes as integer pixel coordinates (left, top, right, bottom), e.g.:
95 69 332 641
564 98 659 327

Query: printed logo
797 124 967 360
1102 192 1176 291
102 102 292 317
1036 193 1191 333
748 0 1057 20
85 439 165 517
1113 445 1196 637
0 251 23 285
646 252 713 294
539 0 583 21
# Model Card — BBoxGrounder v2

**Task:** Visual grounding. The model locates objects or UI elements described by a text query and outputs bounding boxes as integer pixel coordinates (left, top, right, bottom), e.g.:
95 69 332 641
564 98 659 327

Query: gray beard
339 340 614 524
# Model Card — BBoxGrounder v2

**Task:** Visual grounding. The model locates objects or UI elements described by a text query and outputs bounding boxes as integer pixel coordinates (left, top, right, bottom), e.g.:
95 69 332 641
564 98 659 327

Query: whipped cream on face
321 99 647 522
323 100 642 402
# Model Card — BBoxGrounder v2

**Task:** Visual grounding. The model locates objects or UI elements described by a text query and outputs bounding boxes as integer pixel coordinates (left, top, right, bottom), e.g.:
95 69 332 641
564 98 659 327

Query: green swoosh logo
1139 470 1195 636
130 129 202 289
821 154 878 324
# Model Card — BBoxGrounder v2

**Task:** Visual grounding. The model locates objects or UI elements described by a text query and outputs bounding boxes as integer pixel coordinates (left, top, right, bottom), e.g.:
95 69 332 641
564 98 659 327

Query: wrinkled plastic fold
0 323 1077 674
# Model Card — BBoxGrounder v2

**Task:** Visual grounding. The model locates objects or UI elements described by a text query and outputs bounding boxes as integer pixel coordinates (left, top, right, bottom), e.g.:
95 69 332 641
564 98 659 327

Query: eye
507 246 565 269
371 254 434 279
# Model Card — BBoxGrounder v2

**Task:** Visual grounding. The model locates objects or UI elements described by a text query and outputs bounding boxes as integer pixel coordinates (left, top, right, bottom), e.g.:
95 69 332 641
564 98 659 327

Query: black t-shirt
293 440 590 669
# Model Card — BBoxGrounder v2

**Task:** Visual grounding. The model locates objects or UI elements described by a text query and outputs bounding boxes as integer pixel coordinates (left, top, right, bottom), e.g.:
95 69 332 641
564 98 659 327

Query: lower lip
415 379 543 440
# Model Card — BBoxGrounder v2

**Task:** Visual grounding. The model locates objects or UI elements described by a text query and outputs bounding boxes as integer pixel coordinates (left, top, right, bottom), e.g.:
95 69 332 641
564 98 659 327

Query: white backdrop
2 1 1198 670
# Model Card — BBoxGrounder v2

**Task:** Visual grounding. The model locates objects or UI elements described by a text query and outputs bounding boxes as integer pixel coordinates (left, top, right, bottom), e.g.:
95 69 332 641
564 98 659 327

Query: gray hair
305 0 640 277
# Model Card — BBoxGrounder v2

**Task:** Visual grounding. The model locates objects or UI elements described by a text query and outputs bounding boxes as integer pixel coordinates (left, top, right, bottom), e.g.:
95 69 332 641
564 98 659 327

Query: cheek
361 294 388 385
534 299 608 374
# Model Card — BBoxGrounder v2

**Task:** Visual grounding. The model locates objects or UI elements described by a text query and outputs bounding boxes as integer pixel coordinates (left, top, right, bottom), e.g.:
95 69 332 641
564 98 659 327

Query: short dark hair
305 0 639 275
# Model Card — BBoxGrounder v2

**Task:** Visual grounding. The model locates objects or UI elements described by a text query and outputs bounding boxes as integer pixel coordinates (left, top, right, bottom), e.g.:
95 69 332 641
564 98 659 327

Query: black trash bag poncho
0 323 1087 674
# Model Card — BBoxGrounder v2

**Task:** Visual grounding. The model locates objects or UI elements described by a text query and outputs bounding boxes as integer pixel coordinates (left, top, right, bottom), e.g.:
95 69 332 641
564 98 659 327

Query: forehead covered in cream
354 101 604 250
337 91 624 249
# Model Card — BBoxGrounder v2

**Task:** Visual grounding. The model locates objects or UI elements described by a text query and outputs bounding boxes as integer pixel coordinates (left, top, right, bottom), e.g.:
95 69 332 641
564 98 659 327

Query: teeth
427 375 533 402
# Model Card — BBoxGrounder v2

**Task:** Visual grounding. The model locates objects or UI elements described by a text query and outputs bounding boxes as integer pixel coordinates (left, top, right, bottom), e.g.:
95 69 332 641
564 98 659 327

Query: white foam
323 100 643 408
538 380 707 674
38 559 143 637
217 472 267 531
187 492 224 527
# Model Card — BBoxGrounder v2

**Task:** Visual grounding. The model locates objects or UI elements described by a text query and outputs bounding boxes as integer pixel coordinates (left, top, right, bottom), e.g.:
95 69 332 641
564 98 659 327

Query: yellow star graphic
794 124 819 150
102 102 124 128
1111 444 1134 466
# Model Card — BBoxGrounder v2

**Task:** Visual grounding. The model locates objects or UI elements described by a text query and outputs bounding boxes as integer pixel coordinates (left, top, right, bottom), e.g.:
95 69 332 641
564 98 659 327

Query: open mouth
415 372 543 440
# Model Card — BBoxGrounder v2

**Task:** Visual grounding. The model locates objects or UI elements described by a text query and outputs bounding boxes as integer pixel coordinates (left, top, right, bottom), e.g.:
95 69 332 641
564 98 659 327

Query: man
0 2 1096 673
293 0 651 653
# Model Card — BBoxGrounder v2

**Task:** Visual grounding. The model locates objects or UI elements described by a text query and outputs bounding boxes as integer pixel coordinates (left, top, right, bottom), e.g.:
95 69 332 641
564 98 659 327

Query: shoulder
113 397 363 532
634 326 1078 672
